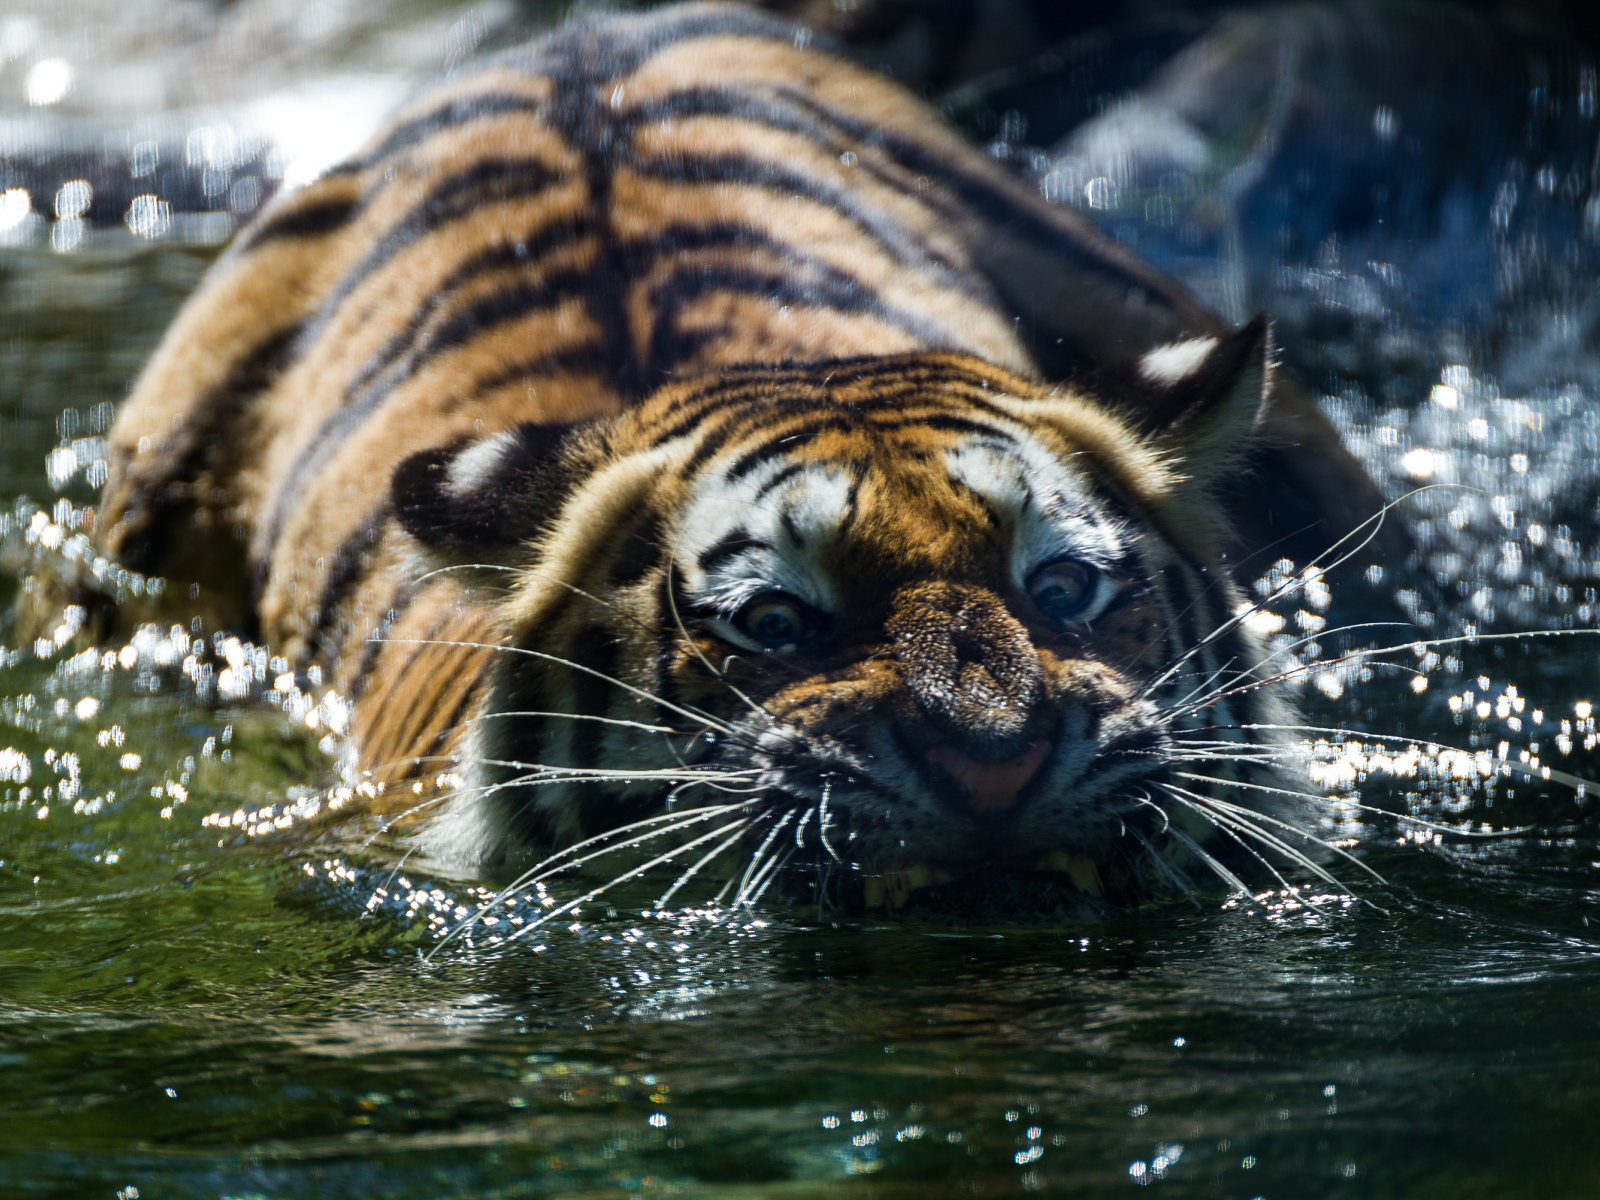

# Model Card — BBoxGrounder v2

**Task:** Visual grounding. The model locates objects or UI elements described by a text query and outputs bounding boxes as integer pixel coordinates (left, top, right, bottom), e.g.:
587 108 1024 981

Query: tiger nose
926 738 1051 813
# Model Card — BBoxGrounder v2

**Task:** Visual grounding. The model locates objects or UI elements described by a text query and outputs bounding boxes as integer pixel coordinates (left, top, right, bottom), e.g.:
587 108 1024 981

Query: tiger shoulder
90 1 1378 912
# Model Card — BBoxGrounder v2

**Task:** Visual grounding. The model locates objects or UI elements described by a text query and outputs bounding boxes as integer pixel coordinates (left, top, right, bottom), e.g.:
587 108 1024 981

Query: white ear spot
445 430 518 499
1138 336 1219 385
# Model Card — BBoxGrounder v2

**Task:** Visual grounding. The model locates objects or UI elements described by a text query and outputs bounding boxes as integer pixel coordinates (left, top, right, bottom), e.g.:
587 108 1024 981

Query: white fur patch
675 458 848 621
445 430 519 498
942 434 1126 594
1138 336 1218 385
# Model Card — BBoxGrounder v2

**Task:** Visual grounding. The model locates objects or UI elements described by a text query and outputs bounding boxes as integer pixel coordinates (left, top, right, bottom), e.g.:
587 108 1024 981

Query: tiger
91 1 1383 913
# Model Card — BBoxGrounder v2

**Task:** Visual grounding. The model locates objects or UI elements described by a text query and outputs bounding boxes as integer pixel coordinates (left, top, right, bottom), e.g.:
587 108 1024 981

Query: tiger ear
392 421 586 587
1097 314 1272 482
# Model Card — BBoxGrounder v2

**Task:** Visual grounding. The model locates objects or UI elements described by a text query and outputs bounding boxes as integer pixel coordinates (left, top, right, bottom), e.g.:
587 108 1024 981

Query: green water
3 243 1600 1199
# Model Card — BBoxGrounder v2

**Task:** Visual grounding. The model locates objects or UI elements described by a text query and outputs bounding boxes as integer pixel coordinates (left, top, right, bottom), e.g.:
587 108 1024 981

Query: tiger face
397 323 1299 901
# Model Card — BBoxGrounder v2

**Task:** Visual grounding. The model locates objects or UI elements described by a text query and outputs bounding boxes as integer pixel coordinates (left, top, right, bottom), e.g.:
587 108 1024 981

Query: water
3 2 1600 1197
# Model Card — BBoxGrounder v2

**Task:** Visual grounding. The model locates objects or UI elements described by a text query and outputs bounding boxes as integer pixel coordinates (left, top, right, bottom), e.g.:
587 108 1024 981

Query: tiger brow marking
751 462 807 501
722 415 863 481
696 532 773 574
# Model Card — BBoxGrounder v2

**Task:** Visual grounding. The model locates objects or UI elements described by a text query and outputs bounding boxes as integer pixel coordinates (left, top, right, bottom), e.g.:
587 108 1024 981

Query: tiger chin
91 2 1345 918
392 331 1310 915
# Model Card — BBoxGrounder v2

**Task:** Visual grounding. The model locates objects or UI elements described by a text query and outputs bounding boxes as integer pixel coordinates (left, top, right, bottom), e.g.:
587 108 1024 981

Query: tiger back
95 3 1348 904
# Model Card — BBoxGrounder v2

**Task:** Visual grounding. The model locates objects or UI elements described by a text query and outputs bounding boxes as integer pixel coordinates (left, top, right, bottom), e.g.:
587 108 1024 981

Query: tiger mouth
857 850 1107 911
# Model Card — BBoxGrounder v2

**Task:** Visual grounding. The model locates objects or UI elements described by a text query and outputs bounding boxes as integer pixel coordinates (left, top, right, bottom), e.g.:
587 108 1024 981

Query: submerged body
98 3 1345 905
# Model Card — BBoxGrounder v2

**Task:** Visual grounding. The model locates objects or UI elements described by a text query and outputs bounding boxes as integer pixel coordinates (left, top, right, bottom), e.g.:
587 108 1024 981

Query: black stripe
262 270 597 555
696 531 770 574
608 510 667 588
626 151 985 293
869 413 1015 440
335 95 548 175
417 668 489 774
752 462 805 501
439 343 612 415
116 322 303 585
238 197 362 252
568 625 621 770
304 507 392 666
642 260 958 381
349 581 416 702
724 415 858 481
296 157 568 364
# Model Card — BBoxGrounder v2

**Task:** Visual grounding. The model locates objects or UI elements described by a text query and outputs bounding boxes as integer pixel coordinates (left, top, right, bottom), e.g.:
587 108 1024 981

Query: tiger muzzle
887 581 1054 812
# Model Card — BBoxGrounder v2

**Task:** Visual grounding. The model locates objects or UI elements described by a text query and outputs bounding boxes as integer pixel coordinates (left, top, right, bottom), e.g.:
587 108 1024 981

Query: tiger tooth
1036 851 1105 897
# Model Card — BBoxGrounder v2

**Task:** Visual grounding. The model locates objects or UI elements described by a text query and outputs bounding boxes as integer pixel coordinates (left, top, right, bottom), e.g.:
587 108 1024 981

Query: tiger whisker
665 559 779 733
651 819 757 912
1164 824 1254 899
353 767 562 848
743 846 795 910
1126 487 1425 682
1126 788 1173 838
1136 488 1425 696
1172 775 1389 886
1167 620 1417 717
429 810 757 957
1168 654 1242 712
1159 785 1341 908
794 806 815 847
499 817 759 945
719 839 793 922
1126 823 1199 905
817 782 841 863
455 801 751 932
413 562 522 585
1159 785 1315 902
1159 781 1380 907
379 638 745 738
467 709 686 735
731 808 798 907
474 755 757 786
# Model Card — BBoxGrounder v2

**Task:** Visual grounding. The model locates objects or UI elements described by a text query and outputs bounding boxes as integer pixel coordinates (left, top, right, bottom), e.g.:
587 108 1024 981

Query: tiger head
395 318 1307 906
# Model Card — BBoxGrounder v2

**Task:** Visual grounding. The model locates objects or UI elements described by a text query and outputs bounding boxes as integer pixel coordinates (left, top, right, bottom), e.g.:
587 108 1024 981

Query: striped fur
99 3 1322 901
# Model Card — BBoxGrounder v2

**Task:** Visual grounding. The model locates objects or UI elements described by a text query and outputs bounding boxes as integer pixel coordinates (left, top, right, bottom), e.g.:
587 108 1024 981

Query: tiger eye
1027 561 1097 622
735 596 809 647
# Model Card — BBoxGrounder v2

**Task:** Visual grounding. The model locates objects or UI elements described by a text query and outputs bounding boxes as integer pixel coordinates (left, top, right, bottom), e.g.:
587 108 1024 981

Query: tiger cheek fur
96 2 1332 905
